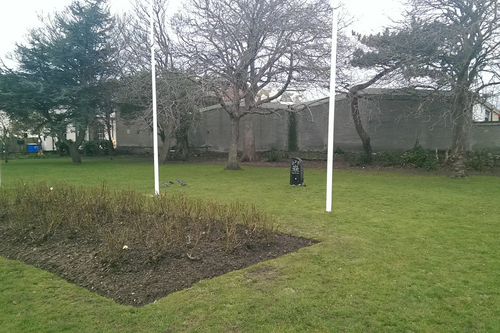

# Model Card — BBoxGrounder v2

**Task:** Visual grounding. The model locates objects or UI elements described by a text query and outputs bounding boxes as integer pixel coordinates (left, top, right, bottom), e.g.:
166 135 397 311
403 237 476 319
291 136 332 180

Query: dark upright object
290 157 304 185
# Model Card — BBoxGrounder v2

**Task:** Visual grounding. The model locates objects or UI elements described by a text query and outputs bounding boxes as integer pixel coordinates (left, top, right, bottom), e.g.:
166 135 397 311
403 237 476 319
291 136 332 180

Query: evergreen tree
0 0 117 164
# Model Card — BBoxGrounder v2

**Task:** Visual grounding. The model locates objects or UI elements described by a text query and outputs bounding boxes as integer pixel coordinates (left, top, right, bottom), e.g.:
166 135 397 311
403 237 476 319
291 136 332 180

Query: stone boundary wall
117 95 500 155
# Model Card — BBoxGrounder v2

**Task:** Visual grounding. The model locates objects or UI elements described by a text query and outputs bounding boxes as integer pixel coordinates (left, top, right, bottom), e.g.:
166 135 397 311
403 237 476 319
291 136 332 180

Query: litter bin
27 144 39 153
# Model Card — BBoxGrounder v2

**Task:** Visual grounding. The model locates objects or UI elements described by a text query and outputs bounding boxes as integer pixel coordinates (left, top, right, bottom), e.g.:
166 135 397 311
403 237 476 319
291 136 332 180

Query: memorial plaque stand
290 157 304 185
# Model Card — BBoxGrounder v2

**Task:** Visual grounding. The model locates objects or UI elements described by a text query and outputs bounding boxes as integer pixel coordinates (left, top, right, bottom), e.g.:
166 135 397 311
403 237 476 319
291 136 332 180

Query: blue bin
27 144 39 152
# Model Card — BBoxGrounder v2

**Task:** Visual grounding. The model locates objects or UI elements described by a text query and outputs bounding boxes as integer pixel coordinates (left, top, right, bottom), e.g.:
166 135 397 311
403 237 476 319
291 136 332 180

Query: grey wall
189 106 290 152
354 96 455 152
115 113 168 154
117 96 500 154
470 123 500 152
116 114 153 149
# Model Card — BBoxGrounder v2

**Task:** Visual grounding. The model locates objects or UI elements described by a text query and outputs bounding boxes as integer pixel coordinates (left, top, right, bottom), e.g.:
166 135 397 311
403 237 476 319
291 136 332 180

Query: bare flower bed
0 183 316 306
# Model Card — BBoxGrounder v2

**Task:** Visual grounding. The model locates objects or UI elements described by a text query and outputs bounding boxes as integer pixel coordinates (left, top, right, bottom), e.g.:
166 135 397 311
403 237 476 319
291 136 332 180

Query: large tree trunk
105 112 115 159
449 101 470 178
68 144 82 164
158 137 172 165
62 127 86 165
36 135 43 155
225 115 241 170
158 124 174 164
175 126 190 161
447 85 471 178
240 115 257 162
347 70 391 163
350 92 372 163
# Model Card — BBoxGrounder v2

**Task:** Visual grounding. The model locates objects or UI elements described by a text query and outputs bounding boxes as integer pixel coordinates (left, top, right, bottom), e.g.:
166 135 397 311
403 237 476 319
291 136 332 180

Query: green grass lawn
1 157 499 332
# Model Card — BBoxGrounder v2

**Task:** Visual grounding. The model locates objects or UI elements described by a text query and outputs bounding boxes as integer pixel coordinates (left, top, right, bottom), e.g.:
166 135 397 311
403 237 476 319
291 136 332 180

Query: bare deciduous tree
173 0 333 169
117 0 202 163
117 70 201 163
119 0 174 73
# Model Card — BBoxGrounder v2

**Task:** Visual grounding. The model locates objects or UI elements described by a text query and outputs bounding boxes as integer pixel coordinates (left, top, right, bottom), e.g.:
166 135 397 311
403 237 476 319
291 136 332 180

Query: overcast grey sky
0 0 403 65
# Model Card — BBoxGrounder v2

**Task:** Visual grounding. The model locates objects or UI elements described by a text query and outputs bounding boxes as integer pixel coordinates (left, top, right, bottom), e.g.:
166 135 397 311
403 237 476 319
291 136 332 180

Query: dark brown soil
0 224 316 307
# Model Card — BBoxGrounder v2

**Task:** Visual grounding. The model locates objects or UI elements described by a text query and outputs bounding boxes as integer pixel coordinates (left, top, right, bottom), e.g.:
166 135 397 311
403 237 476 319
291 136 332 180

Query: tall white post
326 2 338 212
150 0 160 195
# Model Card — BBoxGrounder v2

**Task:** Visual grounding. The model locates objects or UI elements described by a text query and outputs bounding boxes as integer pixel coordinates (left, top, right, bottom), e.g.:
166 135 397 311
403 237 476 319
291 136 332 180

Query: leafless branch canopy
401 0 500 94
172 0 333 116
